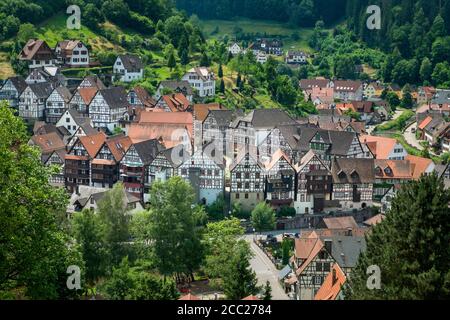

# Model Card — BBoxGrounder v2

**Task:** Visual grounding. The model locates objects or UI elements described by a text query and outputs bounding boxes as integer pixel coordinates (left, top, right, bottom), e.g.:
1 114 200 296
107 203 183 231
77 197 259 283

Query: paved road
244 235 290 300
404 122 424 150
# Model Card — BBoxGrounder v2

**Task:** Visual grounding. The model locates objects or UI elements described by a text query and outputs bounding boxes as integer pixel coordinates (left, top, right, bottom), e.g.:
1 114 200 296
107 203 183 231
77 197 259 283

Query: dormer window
384 167 392 175
350 170 359 179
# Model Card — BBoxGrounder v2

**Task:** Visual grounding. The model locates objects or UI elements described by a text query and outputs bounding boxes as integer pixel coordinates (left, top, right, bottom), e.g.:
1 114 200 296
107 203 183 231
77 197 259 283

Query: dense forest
176 0 347 27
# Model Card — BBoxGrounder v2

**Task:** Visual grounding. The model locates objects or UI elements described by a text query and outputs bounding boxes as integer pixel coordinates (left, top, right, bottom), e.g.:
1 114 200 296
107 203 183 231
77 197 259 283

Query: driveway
404 122 424 150
244 235 290 300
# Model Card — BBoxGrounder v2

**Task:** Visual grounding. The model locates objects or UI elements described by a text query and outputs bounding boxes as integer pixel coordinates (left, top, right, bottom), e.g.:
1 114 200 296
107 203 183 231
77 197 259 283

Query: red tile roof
79 132 107 158
77 87 98 105
322 216 358 230
360 135 398 159
162 93 190 112
418 116 433 130
314 264 346 300
406 155 434 180
30 132 65 154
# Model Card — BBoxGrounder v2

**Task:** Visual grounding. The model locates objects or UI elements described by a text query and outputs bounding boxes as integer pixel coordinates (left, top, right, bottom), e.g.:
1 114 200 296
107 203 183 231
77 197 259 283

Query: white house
113 54 144 83
182 67 216 98
256 52 268 64
228 42 242 55
286 50 307 64
55 40 90 67
0 76 27 109
18 82 54 123
56 109 95 136
19 39 56 69
45 86 72 124
89 87 129 132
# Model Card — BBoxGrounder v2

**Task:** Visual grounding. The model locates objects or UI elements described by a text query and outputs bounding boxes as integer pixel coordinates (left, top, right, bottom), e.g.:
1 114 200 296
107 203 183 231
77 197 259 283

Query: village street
404 122 424 150
244 235 290 300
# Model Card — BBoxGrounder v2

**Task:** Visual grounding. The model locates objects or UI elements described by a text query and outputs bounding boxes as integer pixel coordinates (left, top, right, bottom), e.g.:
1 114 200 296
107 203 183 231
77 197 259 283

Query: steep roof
161 93 190 112
334 80 363 93
359 135 398 159
54 86 72 102
78 132 107 158
19 39 55 61
132 139 164 165
207 109 237 126
406 155 434 180
130 86 156 107
77 87 98 105
99 87 128 109
193 103 224 122
30 132 65 154
28 82 54 99
418 116 433 130
314 264 346 300
187 67 213 80
299 78 330 90
128 123 191 148
7 76 27 94
159 80 194 95
105 134 133 162
363 214 386 227
331 158 375 184
118 54 143 72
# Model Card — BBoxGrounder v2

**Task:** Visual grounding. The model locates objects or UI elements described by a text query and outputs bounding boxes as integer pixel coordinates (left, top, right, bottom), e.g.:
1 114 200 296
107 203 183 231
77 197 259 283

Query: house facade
182 67 216 98
18 82 54 124
0 76 27 109
230 151 265 212
89 87 129 132
19 39 56 69
45 86 72 124
55 40 90 67
113 54 144 83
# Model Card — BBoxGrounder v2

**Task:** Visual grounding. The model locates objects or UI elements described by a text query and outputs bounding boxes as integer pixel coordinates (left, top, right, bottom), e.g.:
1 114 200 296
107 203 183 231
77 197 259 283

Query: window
236 193 240 199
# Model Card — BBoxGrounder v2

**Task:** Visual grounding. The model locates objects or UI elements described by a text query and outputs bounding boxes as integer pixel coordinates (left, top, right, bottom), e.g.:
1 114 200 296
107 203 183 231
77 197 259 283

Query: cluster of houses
1 39 449 219
281 215 381 300
228 39 308 65
415 89 450 154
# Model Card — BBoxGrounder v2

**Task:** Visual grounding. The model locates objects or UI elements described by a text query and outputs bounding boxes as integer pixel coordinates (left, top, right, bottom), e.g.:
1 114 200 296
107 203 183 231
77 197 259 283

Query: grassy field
0 53 15 79
36 13 122 52
199 18 317 53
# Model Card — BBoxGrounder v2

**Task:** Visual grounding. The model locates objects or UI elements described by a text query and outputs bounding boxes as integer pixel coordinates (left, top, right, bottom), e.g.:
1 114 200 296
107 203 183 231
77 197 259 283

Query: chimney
324 239 332 254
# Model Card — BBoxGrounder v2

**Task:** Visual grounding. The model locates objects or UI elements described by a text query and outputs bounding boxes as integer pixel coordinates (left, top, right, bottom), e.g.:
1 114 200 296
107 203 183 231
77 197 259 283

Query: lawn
200 18 318 53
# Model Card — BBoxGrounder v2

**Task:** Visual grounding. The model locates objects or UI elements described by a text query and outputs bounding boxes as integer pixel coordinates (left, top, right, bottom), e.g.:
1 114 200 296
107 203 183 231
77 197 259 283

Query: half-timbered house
18 82 54 124
0 76 27 109
230 149 266 212
120 139 163 201
331 158 375 209
264 149 296 209
69 87 98 114
44 149 66 187
65 131 107 192
294 150 332 215
91 134 132 188
45 86 72 124
178 143 224 205
77 75 106 91
19 39 56 69
89 87 129 132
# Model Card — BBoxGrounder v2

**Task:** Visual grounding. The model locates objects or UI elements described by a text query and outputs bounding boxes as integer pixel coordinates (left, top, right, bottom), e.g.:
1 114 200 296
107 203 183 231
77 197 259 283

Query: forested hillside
176 0 347 27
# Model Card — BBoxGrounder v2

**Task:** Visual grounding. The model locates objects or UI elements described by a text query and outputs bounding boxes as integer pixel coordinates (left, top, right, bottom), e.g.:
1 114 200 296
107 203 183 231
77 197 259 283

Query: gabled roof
161 93 190 112
117 54 143 72
314 264 346 300
158 80 194 95
206 109 237 126
78 132 107 158
406 155 434 180
53 86 72 102
331 158 375 184
130 86 156 107
131 139 164 165
264 149 294 171
98 87 128 109
128 123 191 148
193 103 224 122
76 87 98 105
299 78 330 90
363 214 386 227
19 39 55 61
374 159 413 179
79 75 106 90
27 82 54 99
295 237 324 275
5 76 27 94
229 148 263 172
334 80 363 93
30 132 65 154
359 135 398 159
104 134 133 162
322 216 358 230
186 67 214 80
